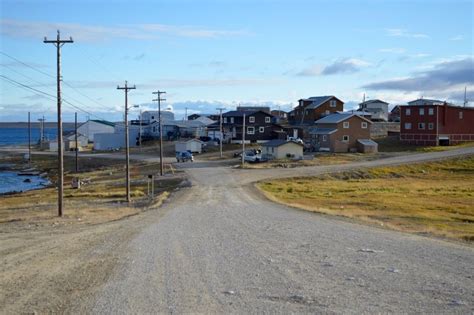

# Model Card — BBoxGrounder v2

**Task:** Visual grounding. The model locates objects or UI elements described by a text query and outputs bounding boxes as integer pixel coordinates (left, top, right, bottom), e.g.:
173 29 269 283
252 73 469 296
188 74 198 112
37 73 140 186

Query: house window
230 117 234 123
343 121 350 128
247 126 255 134
459 111 463 119
259 126 265 133
428 108 434 115
322 135 327 141
223 117 227 123
428 123 434 130
265 117 271 123
342 135 349 142
361 122 368 129
325 110 330 115
405 123 412 130
330 100 337 107
305 110 309 115
249 116 255 123
419 108 424 115
418 123 425 130
151 115 155 120
406 108 411 115
153 126 156 132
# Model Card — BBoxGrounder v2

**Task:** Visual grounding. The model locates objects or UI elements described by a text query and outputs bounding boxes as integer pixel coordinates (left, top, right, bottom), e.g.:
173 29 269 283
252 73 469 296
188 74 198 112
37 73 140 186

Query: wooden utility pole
44 30 73 217
28 112 31 164
216 107 226 158
152 90 166 176
75 112 78 172
241 112 246 167
117 81 136 203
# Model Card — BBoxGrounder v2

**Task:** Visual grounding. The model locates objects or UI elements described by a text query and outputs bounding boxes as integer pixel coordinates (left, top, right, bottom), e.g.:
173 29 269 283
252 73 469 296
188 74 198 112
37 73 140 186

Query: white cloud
449 35 464 41
385 28 429 39
0 19 249 42
379 48 406 54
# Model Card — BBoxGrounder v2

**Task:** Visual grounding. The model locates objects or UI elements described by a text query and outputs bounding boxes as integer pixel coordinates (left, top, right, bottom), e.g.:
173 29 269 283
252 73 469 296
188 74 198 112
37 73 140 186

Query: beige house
262 140 304 160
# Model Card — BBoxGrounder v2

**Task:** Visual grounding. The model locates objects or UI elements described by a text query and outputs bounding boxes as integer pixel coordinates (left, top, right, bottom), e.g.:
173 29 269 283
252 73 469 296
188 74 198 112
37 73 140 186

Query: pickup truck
176 151 194 162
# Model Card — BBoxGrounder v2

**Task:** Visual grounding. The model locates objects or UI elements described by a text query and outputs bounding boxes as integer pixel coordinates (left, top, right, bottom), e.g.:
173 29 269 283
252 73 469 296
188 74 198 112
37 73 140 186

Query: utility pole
139 108 142 149
153 90 166 176
241 112 246 167
38 116 45 146
217 107 226 158
75 112 78 172
28 112 31 164
464 86 468 107
44 30 73 217
117 81 136 203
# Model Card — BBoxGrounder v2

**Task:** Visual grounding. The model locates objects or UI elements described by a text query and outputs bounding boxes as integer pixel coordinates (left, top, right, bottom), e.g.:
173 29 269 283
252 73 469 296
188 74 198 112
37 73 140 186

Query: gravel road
84 147 474 314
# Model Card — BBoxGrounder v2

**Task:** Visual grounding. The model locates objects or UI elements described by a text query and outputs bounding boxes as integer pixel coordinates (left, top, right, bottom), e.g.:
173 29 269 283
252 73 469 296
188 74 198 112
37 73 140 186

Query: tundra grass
0 154 181 229
257 156 474 242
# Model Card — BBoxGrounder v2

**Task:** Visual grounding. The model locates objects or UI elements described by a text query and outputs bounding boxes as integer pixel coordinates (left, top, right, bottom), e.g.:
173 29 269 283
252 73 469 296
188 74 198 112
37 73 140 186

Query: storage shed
357 139 378 153
262 140 304 160
175 139 204 153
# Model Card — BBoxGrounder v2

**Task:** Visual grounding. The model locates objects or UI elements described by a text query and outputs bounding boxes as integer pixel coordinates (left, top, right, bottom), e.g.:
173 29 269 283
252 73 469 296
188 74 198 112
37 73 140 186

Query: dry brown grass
0 154 182 230
257 156 474 242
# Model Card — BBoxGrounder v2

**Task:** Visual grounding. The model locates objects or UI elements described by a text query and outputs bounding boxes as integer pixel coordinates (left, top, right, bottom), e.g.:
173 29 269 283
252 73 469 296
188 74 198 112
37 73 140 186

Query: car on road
176 151 194 162
243 149 263 163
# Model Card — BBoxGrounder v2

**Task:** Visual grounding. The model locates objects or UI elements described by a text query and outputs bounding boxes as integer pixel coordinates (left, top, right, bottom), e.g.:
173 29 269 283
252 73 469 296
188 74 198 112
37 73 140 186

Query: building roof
222 110 272 117
315 113 372 124
90 119 115 127
262 139 303 147
298 95 342 109
308 127 338 135
357 139 378 146
407 98 446 106
359 99 389 105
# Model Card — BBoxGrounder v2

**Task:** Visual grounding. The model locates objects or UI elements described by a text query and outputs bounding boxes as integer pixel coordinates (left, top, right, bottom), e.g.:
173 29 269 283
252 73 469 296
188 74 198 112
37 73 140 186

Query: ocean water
0 127 63 146
0 171 50 194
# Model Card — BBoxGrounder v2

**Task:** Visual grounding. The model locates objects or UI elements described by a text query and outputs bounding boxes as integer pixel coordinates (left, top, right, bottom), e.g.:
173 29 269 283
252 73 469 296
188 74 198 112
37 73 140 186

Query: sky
1 0 473 122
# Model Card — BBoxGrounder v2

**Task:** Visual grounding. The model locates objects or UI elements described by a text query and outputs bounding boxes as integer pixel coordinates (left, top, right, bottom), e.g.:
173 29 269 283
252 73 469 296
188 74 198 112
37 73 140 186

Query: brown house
309 113 372 152
288 96 344 125
222 110 284 143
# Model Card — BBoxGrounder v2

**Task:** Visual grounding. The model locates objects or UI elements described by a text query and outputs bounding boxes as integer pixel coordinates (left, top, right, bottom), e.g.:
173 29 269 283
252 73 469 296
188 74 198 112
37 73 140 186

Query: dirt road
1 147 473 313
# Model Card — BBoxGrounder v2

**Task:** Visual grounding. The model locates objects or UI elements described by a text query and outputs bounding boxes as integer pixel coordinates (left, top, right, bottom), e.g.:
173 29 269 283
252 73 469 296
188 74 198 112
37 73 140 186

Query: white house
358 99 389 121
141 110 175 124
48 133 89 151
175 139 204 153
262 140 304 160
93 125 141 150
77 120 115 142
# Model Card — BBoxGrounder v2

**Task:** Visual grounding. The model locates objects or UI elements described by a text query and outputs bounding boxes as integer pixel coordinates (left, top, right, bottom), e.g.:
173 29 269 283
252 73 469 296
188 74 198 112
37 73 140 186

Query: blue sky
1 0 473 122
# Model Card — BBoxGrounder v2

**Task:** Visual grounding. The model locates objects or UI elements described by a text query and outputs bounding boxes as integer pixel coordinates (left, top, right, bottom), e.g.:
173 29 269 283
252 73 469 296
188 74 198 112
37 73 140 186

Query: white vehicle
288 137 304 144
243 150 262 163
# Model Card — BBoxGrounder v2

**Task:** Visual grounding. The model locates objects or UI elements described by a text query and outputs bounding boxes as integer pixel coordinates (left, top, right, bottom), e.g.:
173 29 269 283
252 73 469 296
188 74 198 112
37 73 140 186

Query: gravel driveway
87 147 474 313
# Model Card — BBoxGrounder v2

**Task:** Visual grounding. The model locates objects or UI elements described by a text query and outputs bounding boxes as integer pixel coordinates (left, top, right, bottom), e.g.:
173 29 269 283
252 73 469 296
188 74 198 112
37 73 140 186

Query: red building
400 99 474 145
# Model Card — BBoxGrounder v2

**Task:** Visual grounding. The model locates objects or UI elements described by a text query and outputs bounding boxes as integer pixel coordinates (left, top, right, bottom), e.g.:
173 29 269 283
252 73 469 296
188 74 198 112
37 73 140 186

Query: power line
1 74 57 99
0 74 112 122
1 51 117 113
0 51 55 79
